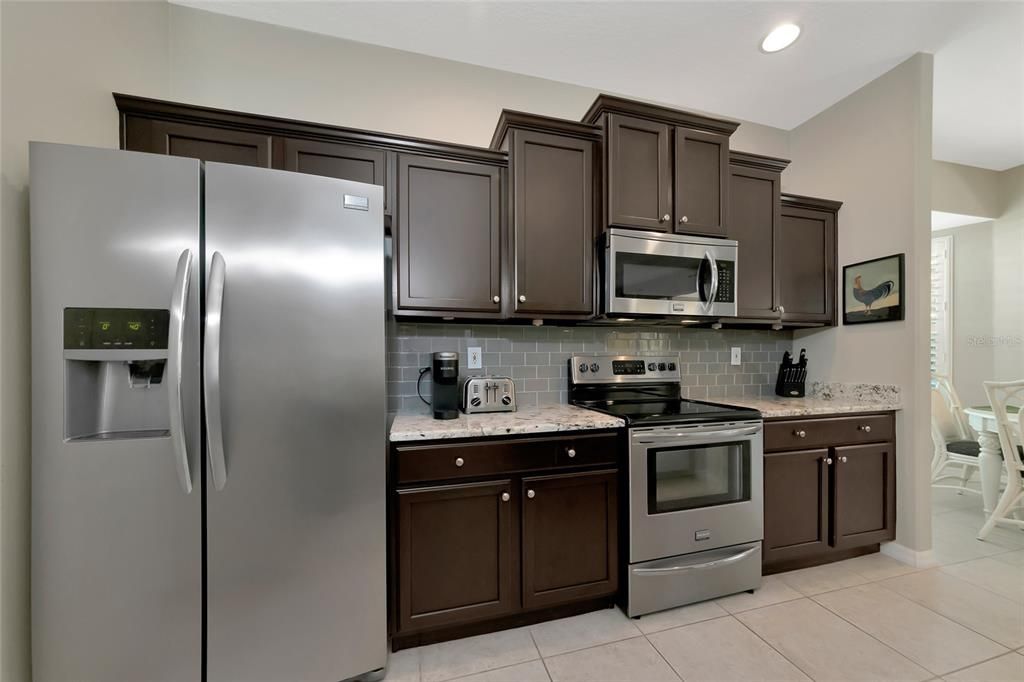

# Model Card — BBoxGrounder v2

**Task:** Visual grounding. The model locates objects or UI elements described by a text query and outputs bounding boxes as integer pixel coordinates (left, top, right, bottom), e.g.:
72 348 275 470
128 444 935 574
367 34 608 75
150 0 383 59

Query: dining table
965 404 1020 514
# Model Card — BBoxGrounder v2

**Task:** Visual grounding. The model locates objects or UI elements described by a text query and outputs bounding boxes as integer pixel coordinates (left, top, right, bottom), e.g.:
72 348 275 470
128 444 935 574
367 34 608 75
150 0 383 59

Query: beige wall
785 54 935 554
992 165 1024 382
932 160 1003 219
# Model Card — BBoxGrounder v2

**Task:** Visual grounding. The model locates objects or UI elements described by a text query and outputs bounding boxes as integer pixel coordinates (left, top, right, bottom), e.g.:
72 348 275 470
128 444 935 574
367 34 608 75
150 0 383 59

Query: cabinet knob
455 457 465 467
840 456 848 463
679 215 689 224
566 448 576 458
501 492 510 502
519 295 526 303
492 295 500 304
661 214 671 222
823 456 833 465
778 305 785 314
794 430 807 438
859 424 872 433
527 489 536 499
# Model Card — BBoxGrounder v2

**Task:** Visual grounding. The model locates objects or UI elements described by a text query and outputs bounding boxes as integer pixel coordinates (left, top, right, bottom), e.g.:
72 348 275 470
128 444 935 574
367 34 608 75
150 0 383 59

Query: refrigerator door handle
204 251 228 491
168 249 193 494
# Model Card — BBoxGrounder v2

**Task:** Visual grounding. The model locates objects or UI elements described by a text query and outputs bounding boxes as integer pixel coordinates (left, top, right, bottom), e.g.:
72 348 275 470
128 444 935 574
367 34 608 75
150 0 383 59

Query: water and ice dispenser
63 307 172 441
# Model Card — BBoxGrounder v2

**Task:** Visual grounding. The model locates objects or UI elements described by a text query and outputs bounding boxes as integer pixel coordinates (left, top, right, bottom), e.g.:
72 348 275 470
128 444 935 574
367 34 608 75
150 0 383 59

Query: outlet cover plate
468 346 482 369
731 347 742 366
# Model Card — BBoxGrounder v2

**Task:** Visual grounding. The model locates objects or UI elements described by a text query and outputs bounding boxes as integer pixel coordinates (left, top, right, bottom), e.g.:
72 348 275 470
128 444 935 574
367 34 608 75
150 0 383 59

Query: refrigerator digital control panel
63 307 170 350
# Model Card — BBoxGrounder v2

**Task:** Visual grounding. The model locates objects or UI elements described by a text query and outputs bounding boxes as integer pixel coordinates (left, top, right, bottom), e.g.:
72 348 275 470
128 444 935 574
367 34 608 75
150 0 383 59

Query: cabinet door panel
674 128 728 237
521 470 617 609
512 130 594 317
396 155 502 315
278 138 391 214
122 117 271 167
833 443 896 550
397 480 517 633
763 449 830 566
607 114 672 231
777 206 836 323
728 166 779 318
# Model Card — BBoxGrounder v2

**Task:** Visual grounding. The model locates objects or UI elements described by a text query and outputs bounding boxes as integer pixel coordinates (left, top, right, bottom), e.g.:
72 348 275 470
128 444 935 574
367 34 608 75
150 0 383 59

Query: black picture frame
843 253 905 325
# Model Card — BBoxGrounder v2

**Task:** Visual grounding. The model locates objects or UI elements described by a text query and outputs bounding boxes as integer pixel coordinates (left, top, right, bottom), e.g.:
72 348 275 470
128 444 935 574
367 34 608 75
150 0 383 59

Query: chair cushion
945 440 981 457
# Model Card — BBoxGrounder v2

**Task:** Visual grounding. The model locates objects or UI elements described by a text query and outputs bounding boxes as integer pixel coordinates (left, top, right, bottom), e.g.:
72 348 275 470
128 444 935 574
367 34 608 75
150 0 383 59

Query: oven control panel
570 355 680 384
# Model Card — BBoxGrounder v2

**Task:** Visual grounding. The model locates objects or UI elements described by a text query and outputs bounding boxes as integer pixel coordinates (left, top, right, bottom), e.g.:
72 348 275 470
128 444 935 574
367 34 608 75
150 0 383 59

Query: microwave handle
703 250 719 311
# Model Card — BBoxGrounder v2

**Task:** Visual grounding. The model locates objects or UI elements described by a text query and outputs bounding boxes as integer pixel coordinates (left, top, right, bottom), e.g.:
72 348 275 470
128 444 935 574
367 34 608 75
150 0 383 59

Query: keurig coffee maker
430 351 459 420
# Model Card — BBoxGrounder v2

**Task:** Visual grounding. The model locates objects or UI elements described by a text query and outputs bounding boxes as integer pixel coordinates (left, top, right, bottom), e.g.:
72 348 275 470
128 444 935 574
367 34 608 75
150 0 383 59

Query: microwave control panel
714 261 735 303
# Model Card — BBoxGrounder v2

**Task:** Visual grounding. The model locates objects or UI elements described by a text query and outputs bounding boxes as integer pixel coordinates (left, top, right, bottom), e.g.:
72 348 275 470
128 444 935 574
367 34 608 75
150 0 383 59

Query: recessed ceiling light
761 23 801 53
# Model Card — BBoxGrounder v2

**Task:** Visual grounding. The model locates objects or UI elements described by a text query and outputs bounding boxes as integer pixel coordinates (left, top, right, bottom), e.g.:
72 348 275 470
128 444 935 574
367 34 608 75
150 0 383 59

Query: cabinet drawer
395 438 558 484
555 433 619 468
765 414 894 452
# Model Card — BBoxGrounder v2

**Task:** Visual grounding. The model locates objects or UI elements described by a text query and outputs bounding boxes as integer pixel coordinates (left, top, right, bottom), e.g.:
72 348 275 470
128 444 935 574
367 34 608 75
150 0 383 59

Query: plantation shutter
931 235 952 378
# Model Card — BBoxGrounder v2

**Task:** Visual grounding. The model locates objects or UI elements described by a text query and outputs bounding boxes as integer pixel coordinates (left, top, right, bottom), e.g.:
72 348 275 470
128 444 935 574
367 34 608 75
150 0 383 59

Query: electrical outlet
467 346 482 369
731 347 742 366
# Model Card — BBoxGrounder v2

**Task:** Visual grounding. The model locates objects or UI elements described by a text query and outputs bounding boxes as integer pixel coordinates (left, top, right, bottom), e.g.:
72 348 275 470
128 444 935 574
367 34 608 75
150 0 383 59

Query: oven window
647 441 750 514
615 253 704 300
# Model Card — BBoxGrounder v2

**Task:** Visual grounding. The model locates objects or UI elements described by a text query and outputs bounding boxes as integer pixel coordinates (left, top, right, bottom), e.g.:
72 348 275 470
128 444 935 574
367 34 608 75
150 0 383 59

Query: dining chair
931 376 982 495
978 379 1024 539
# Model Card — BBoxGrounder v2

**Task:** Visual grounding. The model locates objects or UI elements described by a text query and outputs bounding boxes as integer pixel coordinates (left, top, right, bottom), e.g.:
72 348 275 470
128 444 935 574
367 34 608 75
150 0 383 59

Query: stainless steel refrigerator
30 142 386 681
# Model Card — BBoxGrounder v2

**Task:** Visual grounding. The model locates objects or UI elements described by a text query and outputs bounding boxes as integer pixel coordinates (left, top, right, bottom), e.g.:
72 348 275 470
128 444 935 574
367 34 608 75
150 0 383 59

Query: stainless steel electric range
569 354 764 617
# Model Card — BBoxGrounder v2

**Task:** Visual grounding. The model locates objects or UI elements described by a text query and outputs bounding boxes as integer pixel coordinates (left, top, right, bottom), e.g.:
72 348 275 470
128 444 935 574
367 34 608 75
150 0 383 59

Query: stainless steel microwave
602 228 738 318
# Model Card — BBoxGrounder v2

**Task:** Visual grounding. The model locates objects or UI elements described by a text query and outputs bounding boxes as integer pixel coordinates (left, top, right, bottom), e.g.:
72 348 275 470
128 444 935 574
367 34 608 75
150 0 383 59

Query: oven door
605 229 737 317
629 421 763 563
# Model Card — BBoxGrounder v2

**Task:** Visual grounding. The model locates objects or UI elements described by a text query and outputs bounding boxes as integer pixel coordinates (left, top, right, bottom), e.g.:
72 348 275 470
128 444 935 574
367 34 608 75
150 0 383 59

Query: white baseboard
881 542 938 568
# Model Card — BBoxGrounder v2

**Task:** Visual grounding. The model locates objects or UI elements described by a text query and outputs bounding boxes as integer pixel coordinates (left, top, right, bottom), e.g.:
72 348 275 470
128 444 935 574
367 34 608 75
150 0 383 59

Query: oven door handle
632 545 759 575
633 426 761 444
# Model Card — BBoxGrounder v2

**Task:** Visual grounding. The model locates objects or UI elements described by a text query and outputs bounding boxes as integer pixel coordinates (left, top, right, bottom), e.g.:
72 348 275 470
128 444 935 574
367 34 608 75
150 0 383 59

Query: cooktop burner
568 354 761 426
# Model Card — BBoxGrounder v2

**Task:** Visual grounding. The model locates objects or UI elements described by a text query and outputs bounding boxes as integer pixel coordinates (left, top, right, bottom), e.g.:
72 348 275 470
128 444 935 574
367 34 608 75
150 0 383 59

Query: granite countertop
716 395 902 419
389 404 625 442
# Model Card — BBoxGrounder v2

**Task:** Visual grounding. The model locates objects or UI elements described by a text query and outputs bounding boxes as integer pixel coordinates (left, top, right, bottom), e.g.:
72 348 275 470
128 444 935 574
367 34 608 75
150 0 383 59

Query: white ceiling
173 1 1024 171
931 210 992 231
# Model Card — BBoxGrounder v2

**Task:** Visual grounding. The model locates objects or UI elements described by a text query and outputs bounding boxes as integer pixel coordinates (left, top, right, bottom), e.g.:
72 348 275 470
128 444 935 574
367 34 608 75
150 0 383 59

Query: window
931 236 953 378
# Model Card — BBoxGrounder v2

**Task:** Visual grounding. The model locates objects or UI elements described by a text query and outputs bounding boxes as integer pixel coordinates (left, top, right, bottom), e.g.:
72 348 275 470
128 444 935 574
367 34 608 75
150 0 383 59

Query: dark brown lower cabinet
396 480 517 634
762 413 896 574
832 443 897 550
391 432 621 647
763 449 830 566
521 470 617 609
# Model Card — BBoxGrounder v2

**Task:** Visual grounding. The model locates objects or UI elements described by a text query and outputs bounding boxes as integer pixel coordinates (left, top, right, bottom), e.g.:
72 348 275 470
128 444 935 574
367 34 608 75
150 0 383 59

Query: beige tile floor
385 487 1024 682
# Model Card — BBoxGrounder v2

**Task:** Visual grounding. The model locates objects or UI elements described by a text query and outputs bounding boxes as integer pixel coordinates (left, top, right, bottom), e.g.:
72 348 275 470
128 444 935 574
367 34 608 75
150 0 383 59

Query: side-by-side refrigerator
30 142 386 681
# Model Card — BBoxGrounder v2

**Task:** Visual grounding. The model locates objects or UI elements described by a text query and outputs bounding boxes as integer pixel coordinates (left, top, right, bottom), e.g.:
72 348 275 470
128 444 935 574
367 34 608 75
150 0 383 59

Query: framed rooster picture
843 253 905 324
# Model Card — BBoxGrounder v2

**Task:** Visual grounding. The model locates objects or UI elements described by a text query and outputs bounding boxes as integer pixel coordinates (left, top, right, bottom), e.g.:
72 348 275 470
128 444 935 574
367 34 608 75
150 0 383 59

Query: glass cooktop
574 398 761 426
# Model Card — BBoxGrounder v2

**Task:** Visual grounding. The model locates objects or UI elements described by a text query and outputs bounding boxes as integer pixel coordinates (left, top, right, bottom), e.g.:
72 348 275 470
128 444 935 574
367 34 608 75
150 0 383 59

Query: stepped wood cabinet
584 95 737 238
390 431 621 649
762 413 897 573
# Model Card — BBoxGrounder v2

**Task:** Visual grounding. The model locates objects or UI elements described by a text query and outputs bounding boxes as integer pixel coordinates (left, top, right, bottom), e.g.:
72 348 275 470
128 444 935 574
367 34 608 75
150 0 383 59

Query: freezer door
30 143 202 681
204 164 386 681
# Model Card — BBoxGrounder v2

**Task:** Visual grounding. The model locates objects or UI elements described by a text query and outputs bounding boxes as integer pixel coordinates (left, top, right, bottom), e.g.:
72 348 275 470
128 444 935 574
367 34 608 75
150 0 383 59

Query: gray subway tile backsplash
386 323 792 412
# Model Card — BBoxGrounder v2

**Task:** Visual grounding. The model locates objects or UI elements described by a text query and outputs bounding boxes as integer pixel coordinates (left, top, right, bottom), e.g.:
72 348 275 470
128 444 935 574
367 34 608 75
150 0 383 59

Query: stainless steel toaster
460 376 516 414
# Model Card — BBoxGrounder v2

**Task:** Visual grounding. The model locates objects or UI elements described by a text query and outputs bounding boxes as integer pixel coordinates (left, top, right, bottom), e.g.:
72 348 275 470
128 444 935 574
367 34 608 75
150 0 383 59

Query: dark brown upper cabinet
778 195 841 325
831 442 896 550
492 112 600 319
275 137 394 217
395 480 517 634
584 95 738 237
121 117 272 168
727 152 790 319
520 470 617 610
606 114 673 231
395 154 503 317
674 128 729 236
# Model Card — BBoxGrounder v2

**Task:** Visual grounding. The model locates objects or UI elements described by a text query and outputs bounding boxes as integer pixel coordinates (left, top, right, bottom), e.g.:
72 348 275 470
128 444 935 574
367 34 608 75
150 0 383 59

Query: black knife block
775 349 807 398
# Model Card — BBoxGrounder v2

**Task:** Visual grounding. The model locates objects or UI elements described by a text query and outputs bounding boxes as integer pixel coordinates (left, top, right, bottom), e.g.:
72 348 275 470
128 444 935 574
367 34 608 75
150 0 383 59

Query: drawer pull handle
794 430 807 438
859 424 872 433
567 448 576 458
840 456 848 463
455 457 465 467
823 456 833 465
527 489 536 499
501 492 510 502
